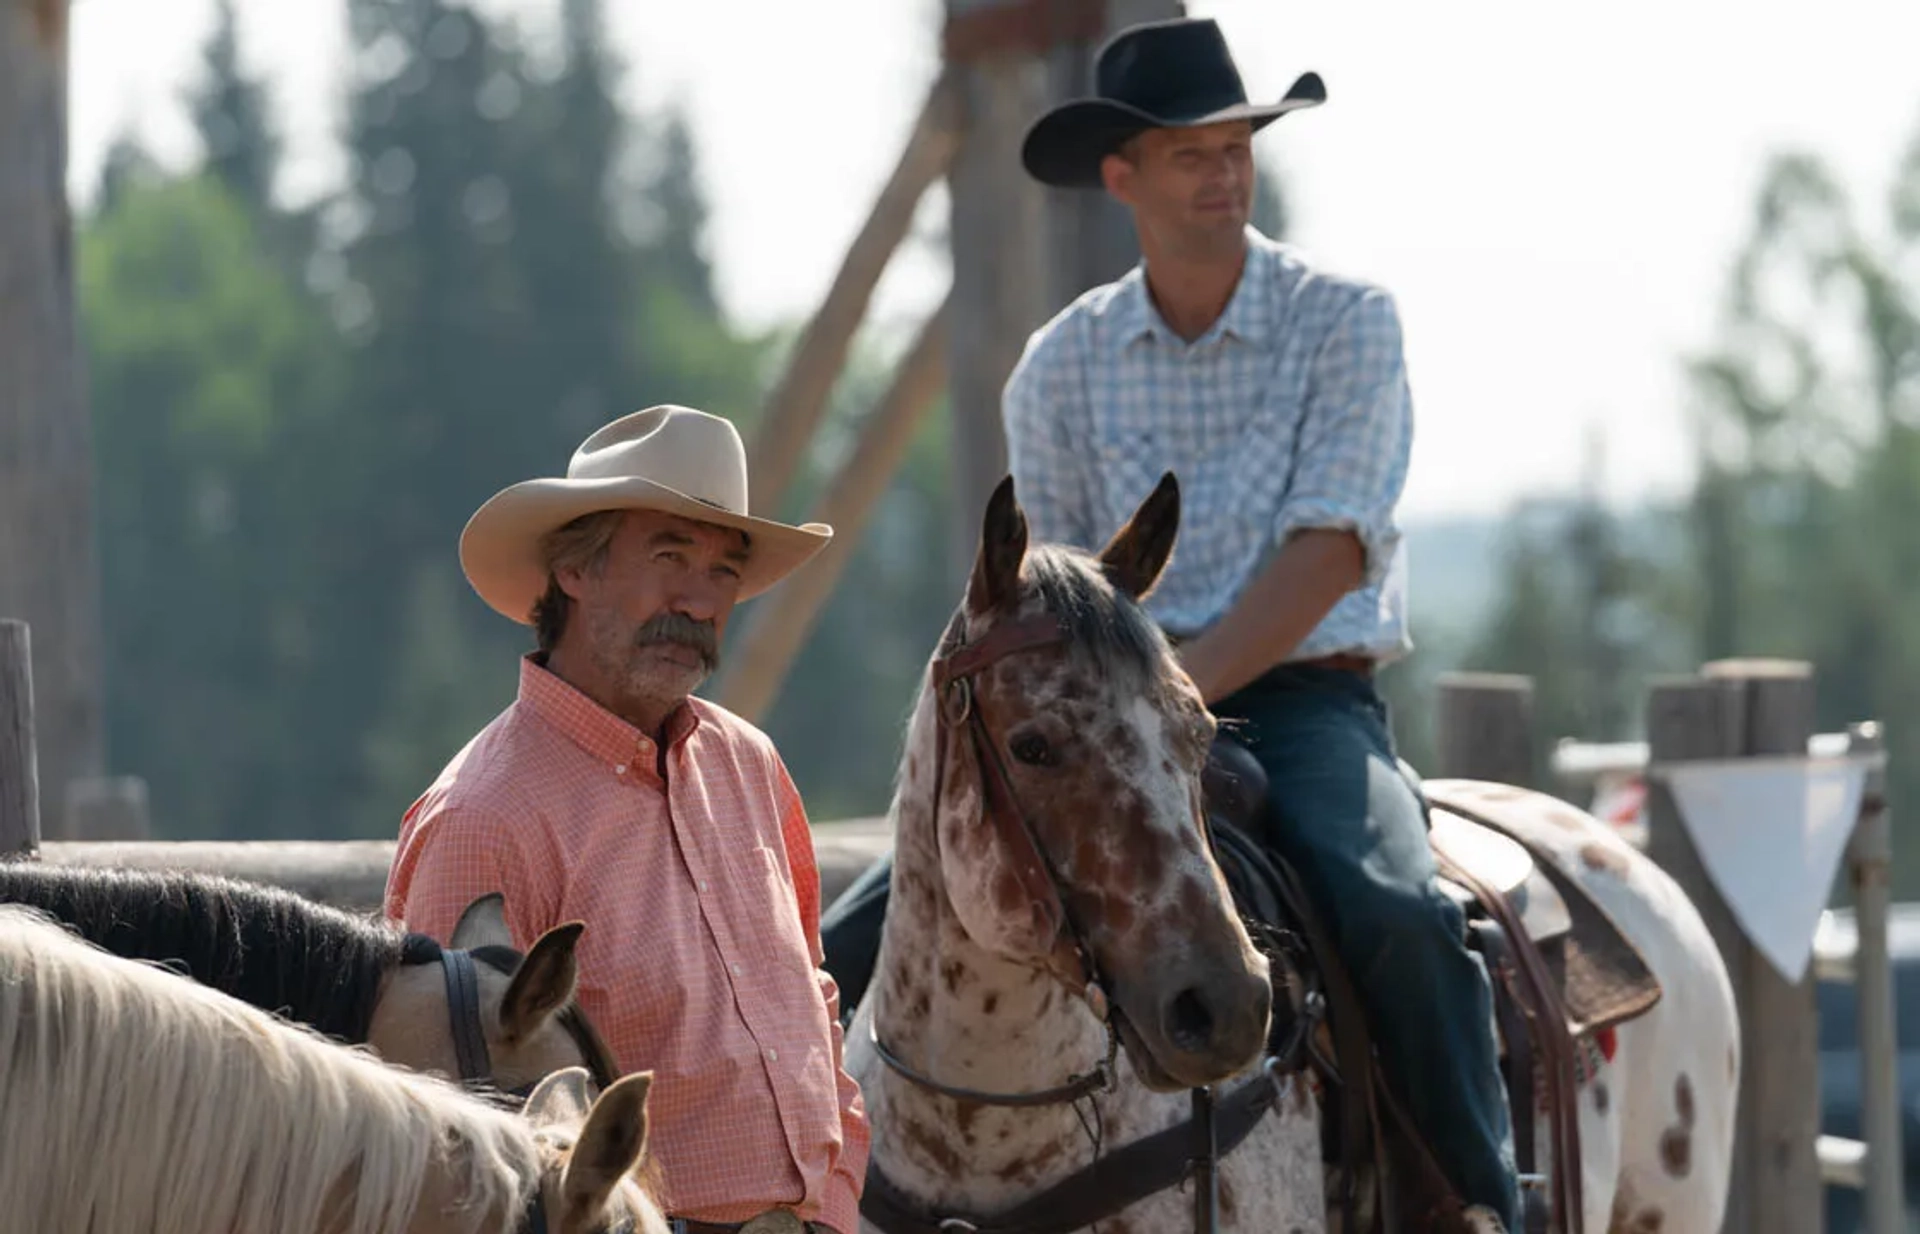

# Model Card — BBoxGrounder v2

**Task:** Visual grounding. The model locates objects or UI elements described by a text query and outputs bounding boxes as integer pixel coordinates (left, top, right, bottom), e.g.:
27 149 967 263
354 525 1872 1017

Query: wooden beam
744 69 960 514
0 619 38 858
718 297 951 724
1644 659 1823 1234
944 0 1052 576
1039 0 1185 311
0 0 103 832
1434 671 1536 787
35 818 894 916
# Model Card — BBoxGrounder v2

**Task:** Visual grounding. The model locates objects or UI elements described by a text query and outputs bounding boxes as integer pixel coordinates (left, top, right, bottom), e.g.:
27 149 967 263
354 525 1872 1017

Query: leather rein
861 611 1293 1234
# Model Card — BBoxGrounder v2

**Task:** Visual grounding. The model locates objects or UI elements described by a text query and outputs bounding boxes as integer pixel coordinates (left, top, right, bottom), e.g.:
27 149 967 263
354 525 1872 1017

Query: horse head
370 892 621 1100
916 471 1272 1091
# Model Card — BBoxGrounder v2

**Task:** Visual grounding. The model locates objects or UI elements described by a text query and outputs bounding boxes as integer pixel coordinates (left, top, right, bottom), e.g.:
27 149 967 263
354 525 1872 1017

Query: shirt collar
516 653 700 778
1113 226 1274 353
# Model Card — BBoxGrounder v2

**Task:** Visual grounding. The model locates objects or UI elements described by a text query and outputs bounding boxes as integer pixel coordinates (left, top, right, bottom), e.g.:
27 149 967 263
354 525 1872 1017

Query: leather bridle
861 609 1301 1234
868 609 1123 1108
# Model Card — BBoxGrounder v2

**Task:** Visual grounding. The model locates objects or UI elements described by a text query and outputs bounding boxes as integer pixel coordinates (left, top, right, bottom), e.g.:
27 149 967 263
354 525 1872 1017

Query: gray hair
530 509 627 653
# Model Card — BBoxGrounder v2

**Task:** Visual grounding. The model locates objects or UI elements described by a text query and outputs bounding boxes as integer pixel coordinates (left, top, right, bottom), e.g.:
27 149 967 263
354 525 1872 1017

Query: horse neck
871 684 1111 1108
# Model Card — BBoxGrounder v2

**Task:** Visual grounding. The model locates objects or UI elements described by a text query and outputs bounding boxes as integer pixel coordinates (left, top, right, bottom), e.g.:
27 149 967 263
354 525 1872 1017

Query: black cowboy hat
1020 16 1326 190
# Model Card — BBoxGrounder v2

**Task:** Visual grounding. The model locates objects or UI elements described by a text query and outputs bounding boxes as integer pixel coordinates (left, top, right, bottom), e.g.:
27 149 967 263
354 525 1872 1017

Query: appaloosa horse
0 863 618 1097
845 473 1739 1234
0 901 664 1234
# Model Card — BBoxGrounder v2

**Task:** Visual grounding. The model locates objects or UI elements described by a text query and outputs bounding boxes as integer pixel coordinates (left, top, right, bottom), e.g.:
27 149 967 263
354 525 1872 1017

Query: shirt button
767 1048 778 1061
613 764 627 775
731 963 742 976
699 879 709 892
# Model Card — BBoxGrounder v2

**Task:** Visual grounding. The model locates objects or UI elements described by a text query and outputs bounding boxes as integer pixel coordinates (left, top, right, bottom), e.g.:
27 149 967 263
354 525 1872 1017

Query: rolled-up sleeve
1275 286 1412 590
1002 321 1097 551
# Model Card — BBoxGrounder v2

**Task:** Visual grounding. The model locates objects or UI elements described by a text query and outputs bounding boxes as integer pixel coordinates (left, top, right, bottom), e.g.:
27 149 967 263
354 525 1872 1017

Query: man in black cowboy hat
821 14 1523 1234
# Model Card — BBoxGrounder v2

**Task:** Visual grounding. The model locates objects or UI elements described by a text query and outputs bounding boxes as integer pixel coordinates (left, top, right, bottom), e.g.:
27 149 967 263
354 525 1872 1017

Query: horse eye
1009 732 1054 767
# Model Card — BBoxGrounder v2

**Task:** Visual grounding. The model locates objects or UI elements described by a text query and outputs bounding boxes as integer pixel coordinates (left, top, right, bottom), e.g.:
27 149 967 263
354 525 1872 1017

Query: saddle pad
1422 783 1663 1038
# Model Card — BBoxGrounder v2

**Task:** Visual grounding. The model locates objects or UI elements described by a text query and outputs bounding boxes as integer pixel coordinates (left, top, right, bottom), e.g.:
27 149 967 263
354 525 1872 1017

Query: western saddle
1200 738 1664 1234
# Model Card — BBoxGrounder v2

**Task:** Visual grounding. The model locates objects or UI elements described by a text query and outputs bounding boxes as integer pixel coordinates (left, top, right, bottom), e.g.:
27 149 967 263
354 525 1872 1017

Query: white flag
1656 753 1871 984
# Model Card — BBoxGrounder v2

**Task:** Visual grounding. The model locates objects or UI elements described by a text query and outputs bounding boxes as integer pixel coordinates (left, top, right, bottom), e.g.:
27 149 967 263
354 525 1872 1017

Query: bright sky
68 0 1920 520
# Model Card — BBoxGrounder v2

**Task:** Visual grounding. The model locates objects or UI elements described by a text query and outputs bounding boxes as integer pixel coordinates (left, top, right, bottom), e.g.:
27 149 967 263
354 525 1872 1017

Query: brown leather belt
670 1220 825 1234
1294 652 1374 677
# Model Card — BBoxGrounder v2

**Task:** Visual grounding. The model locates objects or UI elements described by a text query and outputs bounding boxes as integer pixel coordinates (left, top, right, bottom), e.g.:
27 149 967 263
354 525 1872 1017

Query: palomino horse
0 863 618 1097
0 902 666 1234
844 473 1739 1233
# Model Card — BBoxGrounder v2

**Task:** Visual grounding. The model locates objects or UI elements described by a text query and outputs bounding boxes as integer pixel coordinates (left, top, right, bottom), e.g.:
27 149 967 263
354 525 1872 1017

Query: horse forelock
0 902 546 1234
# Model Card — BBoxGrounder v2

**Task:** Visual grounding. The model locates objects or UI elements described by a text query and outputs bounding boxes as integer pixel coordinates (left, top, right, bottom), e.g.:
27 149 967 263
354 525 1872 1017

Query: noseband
868 609 1122 1108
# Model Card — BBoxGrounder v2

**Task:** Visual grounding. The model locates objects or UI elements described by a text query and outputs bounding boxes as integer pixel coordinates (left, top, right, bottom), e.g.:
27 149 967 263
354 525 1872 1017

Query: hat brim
1021 71 1327 190
459 475 833 624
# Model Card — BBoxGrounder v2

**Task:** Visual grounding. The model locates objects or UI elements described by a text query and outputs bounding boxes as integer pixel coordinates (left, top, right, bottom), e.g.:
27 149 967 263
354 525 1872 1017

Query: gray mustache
635 611 718 668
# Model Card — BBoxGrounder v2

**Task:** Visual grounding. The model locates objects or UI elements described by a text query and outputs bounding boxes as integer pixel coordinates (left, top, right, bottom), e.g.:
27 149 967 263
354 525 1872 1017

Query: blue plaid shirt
1001 227 1412 664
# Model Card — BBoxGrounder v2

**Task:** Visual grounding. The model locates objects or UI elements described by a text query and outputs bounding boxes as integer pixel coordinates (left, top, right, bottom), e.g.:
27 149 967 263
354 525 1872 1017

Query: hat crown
1094 17 1249 118
568 405 750 516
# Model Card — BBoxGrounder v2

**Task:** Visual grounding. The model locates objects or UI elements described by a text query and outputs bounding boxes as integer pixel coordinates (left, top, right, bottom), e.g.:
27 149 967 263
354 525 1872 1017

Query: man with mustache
384 405 866 1234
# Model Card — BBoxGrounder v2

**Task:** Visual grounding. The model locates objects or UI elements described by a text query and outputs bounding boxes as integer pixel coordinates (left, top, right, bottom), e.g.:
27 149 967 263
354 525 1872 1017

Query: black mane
0 863 417 1044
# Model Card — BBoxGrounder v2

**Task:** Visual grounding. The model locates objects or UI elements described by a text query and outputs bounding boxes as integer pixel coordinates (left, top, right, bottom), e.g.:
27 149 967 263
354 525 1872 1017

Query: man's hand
1176 527 1365 705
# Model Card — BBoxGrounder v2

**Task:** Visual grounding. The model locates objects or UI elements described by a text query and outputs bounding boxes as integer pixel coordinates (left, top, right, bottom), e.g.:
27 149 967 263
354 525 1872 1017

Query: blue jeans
819 664 1520 1229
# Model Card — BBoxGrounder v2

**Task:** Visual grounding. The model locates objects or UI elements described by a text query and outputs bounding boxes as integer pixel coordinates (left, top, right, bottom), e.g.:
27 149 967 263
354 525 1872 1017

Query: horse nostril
1167 987 1216 1054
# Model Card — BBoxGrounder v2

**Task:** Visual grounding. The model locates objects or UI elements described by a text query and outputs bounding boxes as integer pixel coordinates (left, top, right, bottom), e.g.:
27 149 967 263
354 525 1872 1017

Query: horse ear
522 1065 595 1128
562 1070 653 1217
966 475 1028 615
450 892 514 950
1097 472 1180 600
500 920 584 1044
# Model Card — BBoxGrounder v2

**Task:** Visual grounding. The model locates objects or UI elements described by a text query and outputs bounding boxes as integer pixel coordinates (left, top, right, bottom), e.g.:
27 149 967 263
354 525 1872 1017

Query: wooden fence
0 619 892 911
1437 662 1906 1234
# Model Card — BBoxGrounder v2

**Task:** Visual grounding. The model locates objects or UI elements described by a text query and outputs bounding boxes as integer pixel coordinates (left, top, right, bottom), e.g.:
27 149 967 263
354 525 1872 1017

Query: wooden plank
0 618 38 858
945 0 1051 574
34 819 896 916
1433 671 1537 787
743 70 960 513
718 296 951 723
0 0 103 833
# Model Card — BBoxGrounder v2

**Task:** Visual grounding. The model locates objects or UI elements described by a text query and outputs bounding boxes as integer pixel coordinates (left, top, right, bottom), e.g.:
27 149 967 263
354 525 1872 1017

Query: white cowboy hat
459 404 832 623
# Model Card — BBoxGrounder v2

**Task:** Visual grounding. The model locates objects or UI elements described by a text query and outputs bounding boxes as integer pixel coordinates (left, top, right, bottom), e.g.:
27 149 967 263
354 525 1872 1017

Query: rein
862 610 1291 1234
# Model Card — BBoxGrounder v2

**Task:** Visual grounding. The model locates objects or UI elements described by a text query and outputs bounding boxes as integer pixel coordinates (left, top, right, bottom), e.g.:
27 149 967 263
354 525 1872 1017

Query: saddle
1201 739 1663 1234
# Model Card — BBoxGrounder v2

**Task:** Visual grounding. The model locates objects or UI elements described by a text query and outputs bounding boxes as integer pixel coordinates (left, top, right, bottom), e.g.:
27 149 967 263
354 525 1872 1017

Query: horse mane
956 543 1168 680
0 903 541 1234
0 863 417 1045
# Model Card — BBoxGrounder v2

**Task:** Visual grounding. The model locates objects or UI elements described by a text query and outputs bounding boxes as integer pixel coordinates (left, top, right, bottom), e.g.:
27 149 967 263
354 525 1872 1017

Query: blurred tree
81 173 346 837
1679 123 1920 890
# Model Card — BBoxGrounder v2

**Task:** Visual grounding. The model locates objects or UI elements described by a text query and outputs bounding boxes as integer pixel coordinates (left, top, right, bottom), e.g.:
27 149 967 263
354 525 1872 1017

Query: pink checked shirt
384 655 869 1232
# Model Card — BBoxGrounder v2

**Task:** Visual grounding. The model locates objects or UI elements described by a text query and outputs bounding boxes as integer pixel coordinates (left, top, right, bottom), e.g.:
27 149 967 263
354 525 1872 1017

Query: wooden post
743 70 960 514
1844 720 1904 1234
1644 659 1822 1234
942 0 1054 576
63 775 151 841
0 619 40 858
1433 671 1537 787
0 0 103 832
1039 0 1184 312
717 297 951 723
